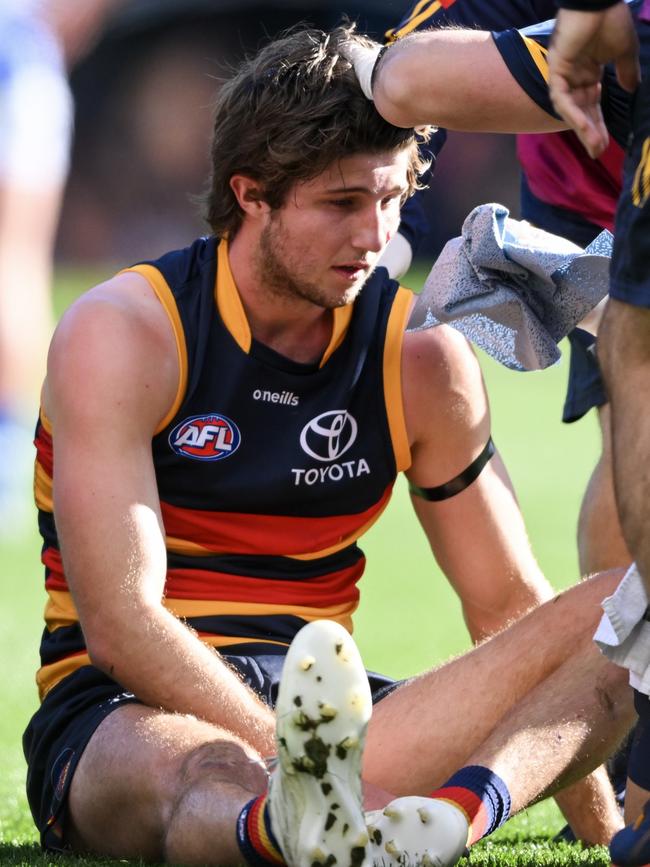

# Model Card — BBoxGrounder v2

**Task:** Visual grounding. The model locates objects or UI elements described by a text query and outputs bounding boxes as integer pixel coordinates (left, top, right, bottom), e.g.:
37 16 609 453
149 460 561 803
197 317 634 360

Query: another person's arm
348 28 566 132
45 272 276 756
402 325 554 642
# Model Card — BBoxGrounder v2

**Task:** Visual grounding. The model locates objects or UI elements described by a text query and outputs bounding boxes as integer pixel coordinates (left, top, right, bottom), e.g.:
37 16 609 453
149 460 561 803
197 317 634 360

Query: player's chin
329 270 371 305
326 283 365 308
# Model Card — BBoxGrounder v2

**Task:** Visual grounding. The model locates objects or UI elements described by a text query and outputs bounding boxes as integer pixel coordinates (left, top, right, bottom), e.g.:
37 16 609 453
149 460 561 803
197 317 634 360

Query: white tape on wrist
345 42 382 101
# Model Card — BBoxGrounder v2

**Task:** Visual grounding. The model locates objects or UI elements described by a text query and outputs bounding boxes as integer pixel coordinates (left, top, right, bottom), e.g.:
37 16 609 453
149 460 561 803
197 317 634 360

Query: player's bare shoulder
44 270 179 434
402 324 489 449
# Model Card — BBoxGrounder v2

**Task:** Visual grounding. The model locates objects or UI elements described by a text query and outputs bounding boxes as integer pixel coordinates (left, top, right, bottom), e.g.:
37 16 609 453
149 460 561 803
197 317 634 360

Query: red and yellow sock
236 794 286 867
429 765 511 845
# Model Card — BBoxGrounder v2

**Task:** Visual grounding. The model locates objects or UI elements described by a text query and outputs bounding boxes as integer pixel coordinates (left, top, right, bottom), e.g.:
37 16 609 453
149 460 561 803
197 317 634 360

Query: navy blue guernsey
33 236 413 699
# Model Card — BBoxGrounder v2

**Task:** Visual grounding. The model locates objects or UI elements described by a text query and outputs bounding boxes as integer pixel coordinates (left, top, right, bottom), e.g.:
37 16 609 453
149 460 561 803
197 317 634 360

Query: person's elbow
82 600 153 679
464 575 554 641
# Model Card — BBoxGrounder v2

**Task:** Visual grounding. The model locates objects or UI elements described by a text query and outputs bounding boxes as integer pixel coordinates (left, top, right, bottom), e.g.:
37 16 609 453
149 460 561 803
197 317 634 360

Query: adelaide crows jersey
393 0 637 245
33 237 413 699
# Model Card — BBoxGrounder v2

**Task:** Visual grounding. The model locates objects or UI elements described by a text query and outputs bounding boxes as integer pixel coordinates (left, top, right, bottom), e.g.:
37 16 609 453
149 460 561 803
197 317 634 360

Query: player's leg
578 403 632 574
365 569 629 790
599 302 650 589
26 621 378 867
363 568 633 849
67 704 268 863
597 30 650 859
597 5 650 600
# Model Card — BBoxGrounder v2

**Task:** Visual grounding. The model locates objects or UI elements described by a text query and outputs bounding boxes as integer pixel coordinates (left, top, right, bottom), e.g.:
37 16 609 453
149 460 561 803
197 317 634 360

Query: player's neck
246 300 332 364
228 231 333 365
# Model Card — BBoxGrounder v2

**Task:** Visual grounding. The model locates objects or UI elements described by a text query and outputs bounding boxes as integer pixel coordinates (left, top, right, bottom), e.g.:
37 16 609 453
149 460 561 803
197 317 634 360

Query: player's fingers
565 96 609 157
549 74 608 158
574 118 609 159
554 97 608 158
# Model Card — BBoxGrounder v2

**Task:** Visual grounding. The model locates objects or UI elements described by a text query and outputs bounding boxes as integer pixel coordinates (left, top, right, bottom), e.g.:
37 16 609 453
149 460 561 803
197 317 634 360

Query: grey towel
593 563 650 695
408 203 613 371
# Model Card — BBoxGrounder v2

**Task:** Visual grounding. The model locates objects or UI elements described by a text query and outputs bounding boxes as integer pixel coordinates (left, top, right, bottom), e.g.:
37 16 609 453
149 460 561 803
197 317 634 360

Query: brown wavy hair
203 25 430 238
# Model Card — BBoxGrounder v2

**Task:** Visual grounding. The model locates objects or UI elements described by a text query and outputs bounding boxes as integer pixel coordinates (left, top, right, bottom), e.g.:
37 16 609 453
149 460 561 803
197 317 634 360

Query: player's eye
381 194 401 208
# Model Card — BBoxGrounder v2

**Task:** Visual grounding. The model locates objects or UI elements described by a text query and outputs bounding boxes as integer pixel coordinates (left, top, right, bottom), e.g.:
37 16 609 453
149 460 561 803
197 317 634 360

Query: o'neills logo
253 388 299 406
169 413 241 461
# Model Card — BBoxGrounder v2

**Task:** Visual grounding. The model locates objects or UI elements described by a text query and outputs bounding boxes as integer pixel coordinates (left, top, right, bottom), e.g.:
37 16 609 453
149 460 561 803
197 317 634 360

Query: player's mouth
332 261 370 281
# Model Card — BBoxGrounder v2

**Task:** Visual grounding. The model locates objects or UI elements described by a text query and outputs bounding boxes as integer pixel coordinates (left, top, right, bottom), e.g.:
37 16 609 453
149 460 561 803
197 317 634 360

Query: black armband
409 437 496 502
556 0 620 10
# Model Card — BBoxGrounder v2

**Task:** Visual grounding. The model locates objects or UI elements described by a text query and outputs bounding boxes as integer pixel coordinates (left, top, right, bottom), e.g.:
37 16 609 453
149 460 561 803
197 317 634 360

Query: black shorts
23 648 398 852
562 328 607 423
610 19 650 309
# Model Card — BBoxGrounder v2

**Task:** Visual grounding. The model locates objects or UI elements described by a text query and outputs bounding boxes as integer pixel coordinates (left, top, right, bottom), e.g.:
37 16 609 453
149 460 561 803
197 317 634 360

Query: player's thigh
609 24 650 315
365 568 625 791
67 702 268 858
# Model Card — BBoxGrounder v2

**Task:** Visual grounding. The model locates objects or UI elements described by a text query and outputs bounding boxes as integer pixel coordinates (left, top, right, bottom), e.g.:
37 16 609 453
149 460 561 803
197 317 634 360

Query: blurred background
59 0 519 266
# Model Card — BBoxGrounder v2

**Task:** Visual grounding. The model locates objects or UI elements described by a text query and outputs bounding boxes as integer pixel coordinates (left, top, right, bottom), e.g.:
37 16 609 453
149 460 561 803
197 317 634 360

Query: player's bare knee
594 660 635 727
178 737 269 794
164 741 267 865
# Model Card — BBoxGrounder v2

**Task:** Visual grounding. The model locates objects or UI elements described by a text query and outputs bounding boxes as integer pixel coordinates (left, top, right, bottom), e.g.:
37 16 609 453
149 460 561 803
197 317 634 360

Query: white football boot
268 619 373 867
366 797 470 867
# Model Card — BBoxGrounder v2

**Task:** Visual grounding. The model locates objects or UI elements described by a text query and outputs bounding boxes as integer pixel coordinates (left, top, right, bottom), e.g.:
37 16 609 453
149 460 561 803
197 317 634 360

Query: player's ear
229 174 271 218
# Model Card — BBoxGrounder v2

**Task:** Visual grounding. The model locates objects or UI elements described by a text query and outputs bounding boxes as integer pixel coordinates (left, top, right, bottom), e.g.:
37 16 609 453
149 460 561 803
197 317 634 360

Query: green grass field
0 265 613 865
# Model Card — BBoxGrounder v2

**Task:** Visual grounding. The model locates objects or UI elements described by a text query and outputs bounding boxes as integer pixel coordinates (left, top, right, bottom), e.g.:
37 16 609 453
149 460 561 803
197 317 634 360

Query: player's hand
548 5 640 159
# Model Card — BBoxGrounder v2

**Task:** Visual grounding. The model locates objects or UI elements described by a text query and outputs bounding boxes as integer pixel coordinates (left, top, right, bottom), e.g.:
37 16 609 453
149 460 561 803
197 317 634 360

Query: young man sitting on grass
24 24 633 867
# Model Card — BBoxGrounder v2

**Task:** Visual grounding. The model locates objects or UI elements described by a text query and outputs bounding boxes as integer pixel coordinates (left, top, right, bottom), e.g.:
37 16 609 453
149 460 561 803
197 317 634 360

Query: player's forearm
86 600 277 756
372 31 564 132
57 496 276 756
373 31 494 129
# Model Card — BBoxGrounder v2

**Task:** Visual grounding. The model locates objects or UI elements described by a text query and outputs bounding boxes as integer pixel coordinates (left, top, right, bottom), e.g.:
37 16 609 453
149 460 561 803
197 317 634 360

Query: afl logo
169 413 241 461
300 410 358 462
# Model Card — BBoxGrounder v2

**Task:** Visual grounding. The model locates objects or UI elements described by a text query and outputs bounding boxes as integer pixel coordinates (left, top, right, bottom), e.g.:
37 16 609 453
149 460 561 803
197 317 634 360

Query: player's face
257 150 409 309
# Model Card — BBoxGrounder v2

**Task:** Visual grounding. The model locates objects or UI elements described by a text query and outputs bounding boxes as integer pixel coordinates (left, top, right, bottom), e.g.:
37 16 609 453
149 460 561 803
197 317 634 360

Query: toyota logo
299 410 358 462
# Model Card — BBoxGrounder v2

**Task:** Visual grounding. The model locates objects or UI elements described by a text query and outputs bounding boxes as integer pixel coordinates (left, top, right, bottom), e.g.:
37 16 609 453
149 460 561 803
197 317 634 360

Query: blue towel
408 203 613 371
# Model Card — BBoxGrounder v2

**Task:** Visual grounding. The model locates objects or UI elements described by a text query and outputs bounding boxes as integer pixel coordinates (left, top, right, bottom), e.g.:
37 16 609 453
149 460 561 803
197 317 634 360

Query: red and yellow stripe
160 486 392 558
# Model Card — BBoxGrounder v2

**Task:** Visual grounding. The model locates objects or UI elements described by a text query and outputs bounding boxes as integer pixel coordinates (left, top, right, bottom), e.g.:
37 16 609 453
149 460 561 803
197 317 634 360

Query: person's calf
166 777 265 866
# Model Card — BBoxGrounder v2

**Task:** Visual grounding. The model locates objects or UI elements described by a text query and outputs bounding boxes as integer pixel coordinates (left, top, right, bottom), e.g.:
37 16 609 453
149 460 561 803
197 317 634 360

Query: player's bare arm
44 272 276 756
348 29 566 133
402 324 553 641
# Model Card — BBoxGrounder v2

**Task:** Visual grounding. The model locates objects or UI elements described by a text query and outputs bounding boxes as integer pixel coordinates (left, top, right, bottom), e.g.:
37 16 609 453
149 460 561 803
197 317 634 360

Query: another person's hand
548 4 640 158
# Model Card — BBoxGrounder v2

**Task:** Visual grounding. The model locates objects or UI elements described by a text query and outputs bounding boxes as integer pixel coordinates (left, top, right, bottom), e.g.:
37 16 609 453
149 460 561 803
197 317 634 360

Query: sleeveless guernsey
33 237 413 699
